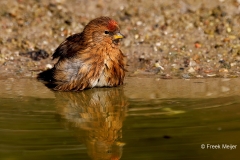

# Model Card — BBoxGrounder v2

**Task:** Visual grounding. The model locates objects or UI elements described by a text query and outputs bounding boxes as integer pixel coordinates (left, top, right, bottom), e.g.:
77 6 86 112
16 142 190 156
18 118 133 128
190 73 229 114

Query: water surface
0 77 240 160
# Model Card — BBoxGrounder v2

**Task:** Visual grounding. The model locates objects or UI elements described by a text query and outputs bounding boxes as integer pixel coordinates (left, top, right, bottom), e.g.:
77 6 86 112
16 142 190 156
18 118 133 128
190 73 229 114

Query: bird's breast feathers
89 51 124 88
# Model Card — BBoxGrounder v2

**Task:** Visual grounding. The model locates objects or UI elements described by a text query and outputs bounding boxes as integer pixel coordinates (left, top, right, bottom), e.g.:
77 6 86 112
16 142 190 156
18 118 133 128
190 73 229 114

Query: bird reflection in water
55 87 128 160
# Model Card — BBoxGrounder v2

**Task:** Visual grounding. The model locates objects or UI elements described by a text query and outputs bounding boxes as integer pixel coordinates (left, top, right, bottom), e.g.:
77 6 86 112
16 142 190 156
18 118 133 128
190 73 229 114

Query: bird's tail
37 69 58 89
37 68 54 82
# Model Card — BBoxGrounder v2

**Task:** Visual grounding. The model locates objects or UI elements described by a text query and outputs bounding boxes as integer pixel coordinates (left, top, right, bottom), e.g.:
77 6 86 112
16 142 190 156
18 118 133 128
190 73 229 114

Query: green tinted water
0 78 240 160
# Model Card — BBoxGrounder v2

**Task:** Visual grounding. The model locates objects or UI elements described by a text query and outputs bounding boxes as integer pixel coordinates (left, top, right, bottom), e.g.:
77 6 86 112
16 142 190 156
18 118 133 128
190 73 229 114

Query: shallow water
0 77 240 160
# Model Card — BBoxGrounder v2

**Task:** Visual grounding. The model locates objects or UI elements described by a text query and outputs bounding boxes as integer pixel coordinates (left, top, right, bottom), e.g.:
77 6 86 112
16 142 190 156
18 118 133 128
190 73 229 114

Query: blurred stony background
1 0 240 79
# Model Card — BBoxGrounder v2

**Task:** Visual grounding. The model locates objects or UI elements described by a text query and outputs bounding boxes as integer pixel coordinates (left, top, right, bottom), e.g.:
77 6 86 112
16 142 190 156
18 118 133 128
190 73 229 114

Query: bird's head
83 17 125 46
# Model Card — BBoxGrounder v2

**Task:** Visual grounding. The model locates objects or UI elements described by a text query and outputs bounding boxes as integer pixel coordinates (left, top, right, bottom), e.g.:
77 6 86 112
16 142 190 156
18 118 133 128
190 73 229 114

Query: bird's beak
113 32 125 40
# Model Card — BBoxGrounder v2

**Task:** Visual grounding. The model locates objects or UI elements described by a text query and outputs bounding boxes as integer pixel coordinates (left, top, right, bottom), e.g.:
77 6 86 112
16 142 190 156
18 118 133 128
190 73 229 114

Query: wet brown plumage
38 17 126 91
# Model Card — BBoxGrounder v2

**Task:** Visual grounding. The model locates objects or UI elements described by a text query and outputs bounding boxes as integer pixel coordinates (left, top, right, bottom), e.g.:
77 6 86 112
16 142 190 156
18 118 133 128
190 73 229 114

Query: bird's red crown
107 19 118 31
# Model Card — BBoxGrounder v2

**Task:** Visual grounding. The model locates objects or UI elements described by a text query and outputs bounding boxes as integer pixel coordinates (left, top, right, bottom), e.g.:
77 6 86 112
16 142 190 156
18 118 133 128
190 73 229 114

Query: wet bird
38 17 126 91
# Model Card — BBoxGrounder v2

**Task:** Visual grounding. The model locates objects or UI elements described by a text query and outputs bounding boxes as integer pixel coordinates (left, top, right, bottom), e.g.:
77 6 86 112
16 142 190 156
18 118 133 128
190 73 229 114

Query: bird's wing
52 32 85 59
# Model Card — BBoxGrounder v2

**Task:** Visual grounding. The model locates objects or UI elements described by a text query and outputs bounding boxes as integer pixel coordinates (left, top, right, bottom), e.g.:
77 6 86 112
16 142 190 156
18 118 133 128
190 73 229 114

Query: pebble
155 42 161 46
154 62 164 70
46 64 53 69
196 75 203 78
207 74 216 77
182 74 190 79
188 67 195 73
136 21 143 26
219 68 228 73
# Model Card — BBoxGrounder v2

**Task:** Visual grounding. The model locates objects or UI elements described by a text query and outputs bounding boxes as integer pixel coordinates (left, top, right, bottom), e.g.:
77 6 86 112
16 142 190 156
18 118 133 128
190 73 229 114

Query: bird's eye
104 31 109 34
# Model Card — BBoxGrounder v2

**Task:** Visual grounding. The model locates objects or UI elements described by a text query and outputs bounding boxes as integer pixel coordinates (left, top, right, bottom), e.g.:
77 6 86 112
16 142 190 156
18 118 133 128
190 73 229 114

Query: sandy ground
1 0 240 79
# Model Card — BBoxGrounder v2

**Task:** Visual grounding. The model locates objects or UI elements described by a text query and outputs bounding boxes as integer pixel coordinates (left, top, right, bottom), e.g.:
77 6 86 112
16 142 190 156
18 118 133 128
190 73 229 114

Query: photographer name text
201 144 237 150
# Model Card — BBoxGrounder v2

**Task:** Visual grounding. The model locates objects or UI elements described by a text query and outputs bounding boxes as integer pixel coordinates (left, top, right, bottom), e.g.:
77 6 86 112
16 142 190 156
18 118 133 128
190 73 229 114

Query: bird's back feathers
52 33 85 60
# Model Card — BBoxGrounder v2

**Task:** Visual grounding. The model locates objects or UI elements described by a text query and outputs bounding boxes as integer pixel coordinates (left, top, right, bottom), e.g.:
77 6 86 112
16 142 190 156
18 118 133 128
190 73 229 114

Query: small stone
46 64 53 69
207 74 216 77
136 21 143 26
19 49 49 61
188 67 195 73
204 69 213 73
219 68 228 73
154 61 164 70
196 75 203 78
230 62 237 67
228 35 236 39
194 42 201 48
226 27 231 33
236 56 240 61
182 74 190 79
189 59 197 66
123 39 131 47
155 42 161 46
153 46 158 52
134 34 139 39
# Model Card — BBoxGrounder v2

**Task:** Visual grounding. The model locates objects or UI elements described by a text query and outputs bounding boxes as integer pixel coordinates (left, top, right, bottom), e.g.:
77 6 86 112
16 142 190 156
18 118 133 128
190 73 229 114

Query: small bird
38 17 126 91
